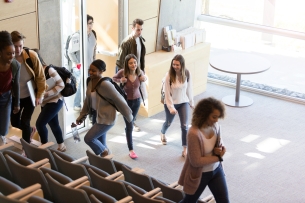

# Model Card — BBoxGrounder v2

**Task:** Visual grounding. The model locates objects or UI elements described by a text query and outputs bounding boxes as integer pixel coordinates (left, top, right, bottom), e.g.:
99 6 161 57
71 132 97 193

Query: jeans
11 96 35 143
123 98 141 151
84 123 114 155
73 68 82 108
161 103 189 146
180 165 229 203
0 91 12 136
36 100 64 144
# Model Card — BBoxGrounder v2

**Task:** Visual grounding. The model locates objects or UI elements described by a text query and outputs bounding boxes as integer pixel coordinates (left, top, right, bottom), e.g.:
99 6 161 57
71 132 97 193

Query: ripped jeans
161 103 189 146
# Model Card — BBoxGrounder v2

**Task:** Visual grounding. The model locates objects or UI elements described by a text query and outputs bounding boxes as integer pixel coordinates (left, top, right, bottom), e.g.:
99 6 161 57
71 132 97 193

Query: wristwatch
217 155 223 162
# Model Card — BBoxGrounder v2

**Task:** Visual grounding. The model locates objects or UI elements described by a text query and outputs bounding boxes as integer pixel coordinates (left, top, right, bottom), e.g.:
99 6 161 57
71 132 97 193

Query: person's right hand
76 119 83 125
13 106 20 114
170 109 177 115
120 77 127 83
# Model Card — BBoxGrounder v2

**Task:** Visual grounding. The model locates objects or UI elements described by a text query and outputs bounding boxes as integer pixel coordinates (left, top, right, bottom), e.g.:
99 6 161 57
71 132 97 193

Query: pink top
113 69 144 100
0 68 12 94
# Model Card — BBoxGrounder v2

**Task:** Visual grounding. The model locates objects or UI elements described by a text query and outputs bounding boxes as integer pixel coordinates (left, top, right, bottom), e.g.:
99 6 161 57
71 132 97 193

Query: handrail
197 15 305 41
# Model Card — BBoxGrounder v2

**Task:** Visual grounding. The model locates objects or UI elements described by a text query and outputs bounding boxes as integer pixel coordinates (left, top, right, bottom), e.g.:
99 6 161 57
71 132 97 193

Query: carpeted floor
6 82 305 202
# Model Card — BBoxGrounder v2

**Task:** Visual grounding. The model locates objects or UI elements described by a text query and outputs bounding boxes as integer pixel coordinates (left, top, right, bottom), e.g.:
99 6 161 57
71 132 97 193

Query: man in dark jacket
116 18 146 132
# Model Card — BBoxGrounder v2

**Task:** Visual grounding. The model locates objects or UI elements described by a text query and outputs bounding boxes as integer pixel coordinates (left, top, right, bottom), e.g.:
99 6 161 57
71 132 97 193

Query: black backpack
44 65 77 97
92 77 127 112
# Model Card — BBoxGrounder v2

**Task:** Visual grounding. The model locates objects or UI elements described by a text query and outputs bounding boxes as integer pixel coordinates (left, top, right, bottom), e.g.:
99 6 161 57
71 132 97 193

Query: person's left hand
139 75 146 82
214 145 226 156
35 98 42 106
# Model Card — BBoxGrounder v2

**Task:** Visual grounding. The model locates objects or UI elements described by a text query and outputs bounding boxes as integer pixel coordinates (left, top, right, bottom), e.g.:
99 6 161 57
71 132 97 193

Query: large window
198 0 305 99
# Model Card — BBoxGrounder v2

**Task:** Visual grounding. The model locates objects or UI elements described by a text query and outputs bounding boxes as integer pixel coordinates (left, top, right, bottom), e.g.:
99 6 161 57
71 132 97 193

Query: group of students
0 30 67 153
0 23 230 203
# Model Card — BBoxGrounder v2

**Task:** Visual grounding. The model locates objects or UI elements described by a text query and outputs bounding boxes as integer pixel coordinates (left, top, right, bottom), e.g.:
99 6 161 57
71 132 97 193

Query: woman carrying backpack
113 54 147 159
161 54 194 158
0 31 20 144
76 59 133 157
34 50 66 151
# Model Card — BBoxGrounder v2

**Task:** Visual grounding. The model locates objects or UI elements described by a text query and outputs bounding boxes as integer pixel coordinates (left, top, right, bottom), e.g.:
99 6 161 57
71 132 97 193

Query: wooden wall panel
128 0 160 24
0 13 39 49
0 1 36 20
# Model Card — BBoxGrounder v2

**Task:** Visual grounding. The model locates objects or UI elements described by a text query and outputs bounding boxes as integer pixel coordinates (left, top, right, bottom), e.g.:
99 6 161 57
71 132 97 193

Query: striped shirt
42 67 64 106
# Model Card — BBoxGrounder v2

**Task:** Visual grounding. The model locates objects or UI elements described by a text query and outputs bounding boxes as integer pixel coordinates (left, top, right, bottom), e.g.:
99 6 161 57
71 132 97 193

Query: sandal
182 150 187 158
57 145 67 152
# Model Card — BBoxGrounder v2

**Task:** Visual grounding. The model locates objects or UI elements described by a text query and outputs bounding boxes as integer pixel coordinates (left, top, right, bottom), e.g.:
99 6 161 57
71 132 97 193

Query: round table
210 53 271 107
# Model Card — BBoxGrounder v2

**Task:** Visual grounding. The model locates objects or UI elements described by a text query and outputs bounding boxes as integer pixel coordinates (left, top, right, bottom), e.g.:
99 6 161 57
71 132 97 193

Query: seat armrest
168 181 179 188
7 184 42 200
38 142 55 149
105 154 114 159
0 142 14 151
71 156 88 164
143 187 161 198
65 176 89 188
132 167 145 174
27 158 49 168
116 196 132 203
105 171 123 180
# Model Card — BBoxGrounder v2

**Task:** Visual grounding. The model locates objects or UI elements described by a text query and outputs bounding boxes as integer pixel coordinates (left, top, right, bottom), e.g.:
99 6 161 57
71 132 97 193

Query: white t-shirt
135 37 141 68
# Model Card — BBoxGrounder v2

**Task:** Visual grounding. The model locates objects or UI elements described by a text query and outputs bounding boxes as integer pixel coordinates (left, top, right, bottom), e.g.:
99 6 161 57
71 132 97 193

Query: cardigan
178 123 222 195
77 78 133 125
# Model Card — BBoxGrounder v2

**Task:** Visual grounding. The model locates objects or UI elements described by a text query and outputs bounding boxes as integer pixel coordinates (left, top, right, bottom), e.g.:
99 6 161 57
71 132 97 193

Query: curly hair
0 31 13 51
169 54 187 84
124 54 141 76
192 97 225 128
91 59 106 72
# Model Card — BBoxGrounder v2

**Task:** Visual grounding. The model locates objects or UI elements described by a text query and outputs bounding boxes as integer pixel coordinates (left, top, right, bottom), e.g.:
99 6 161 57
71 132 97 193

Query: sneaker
129 151 138 159
74 106 81 111
21 150 27 157
57 144 67 152
100 149 109 157
161 134 167 145
182 150 187 158
0 136 7 144
133 122 141 132
30 126 37 141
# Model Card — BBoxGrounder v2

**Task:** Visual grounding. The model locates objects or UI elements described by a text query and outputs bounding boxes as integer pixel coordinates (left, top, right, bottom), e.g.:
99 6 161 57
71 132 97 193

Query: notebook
46 77 56 91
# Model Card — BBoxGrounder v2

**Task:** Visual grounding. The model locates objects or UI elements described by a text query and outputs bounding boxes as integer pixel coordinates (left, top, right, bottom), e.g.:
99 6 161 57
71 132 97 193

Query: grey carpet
8 82 305 202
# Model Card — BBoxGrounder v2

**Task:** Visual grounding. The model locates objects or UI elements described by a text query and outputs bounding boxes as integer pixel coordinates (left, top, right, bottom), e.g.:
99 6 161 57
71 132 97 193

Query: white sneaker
133 122 141 132
0 136 7 144
74 106 81 111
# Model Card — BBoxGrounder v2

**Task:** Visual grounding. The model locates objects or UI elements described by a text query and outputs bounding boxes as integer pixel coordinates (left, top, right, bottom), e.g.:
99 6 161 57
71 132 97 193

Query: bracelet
216 155 223 162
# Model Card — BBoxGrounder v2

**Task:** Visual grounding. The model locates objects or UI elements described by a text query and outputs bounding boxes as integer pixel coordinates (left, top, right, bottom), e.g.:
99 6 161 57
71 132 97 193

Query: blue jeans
0 91 12 136
123 98 141 151
161 103 189 146
73 68 81 107
180 165 229 203
36 100 64 144
84 123 114 155
11 96 35 143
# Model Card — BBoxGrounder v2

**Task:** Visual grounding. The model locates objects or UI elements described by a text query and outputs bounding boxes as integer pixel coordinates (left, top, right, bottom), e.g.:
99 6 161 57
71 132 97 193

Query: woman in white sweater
161 54 194 157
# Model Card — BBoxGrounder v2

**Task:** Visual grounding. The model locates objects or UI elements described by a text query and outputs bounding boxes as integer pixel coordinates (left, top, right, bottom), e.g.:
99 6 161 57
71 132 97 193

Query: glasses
88 22 94 25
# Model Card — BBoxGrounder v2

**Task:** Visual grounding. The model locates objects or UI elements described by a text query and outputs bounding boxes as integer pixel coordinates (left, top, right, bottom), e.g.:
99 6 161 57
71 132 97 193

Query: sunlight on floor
150 119 165 123
256 138 290 153
241 134 260 143
245 152 265 159
109 135 127 144
136 143 155 149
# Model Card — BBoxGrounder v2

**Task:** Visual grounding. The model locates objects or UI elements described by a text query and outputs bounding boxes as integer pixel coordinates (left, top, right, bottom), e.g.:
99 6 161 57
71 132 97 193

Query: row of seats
0 140 215 203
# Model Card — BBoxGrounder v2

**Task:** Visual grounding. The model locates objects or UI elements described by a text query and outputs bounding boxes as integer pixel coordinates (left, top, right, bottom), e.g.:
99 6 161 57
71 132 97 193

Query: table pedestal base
222 95 253 107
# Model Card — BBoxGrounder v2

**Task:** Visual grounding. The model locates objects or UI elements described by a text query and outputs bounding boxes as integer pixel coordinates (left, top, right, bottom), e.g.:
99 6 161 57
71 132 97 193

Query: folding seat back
86 150 117 174
20 139 57 170
0 152 12 181
126 185 164 203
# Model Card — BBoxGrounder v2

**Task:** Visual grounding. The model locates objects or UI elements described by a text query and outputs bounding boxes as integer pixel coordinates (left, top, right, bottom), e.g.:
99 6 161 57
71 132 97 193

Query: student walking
160 54 194 157
76 59 133 157
10 31 46 144
113 54 147 159
0 31 20 144
35 53 66 151
178 97 229 203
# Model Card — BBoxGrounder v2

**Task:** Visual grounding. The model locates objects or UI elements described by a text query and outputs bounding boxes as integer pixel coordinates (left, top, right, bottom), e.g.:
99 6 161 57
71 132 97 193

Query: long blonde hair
169 54 187 84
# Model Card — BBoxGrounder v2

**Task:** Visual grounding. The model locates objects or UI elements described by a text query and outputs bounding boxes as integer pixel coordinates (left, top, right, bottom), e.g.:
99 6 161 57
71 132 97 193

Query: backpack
65 30 97 64
44 65 77 97
93 77 127 112
161 69 189 104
